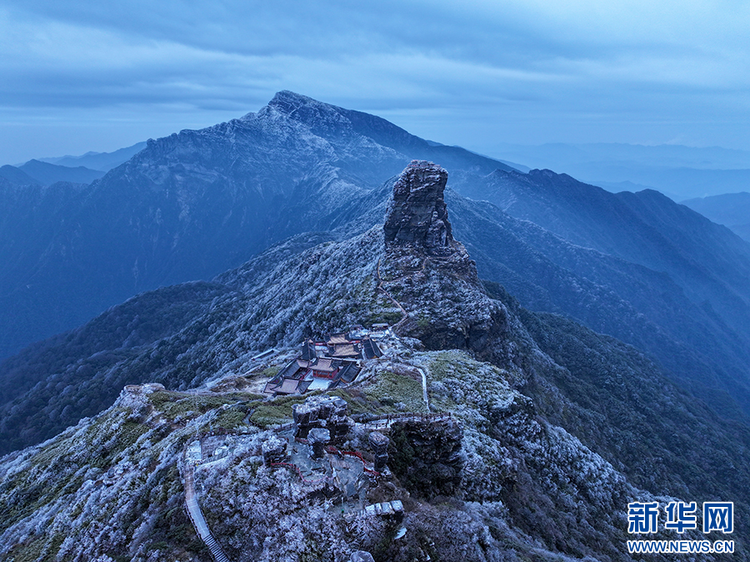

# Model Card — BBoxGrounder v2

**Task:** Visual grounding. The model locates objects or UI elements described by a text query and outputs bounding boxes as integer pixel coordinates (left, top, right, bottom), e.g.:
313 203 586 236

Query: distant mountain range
494 141 750 199
0 159 105 186
459 169 750 384
0 142 147 189
683 192 750 242
2 90 750 431
35 141 147 171
448 189 750 417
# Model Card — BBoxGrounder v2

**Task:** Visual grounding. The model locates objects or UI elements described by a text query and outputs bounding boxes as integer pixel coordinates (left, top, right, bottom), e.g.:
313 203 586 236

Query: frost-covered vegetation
1 345 730 561
0 390 205 561
0 228 386 455
2 154 749 561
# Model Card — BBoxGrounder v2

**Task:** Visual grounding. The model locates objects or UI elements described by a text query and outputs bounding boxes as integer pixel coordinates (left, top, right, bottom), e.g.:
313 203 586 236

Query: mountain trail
375 257 409 328
183 461 232 562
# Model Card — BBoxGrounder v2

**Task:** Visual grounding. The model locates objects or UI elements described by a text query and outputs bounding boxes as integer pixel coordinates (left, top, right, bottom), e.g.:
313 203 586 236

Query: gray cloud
1 0 748 163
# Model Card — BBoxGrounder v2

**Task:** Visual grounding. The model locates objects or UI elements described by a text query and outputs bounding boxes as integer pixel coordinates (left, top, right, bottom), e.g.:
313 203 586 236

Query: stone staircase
184 465 231 562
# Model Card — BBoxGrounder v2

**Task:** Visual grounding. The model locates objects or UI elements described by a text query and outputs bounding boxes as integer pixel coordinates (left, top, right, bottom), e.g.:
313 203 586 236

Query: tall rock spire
382 160 478 281
379 161 509 355
384 160 455 255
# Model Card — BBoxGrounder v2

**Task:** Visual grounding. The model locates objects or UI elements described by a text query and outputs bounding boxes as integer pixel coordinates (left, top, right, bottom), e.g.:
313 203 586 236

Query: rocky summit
384 160 455 255
380 161 507 356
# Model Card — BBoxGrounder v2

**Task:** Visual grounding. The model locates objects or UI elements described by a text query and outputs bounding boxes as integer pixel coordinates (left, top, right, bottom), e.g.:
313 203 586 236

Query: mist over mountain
1 161 747 560
683 192 750 242
0 161 104 189
36 141 148 172
0 164 39 186
17 160 105 186
494 142 750 199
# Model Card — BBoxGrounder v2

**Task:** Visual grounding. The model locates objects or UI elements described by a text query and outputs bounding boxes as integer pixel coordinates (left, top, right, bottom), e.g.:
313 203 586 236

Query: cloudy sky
1 0 748 164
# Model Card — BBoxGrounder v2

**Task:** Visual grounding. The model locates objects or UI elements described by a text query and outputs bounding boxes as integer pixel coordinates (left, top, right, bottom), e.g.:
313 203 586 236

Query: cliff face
384 161 455 254
380 161 508 358
383 161 475 280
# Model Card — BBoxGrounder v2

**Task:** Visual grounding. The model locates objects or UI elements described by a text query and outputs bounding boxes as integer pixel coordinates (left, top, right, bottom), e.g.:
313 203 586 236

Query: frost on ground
0 159 745 561
0 345 723 562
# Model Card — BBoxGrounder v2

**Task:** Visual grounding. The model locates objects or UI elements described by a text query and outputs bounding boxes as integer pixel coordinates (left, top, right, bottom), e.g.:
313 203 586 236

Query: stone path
376 258 409 328
415 366 430 412
184 464 231 562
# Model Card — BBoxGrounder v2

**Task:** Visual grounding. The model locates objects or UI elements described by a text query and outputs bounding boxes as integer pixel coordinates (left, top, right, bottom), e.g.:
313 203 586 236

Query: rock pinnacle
378 161 508 354
383 160 456 256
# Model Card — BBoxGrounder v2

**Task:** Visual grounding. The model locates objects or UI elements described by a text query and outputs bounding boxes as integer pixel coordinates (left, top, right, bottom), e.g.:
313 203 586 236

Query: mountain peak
266 90 346 122
267 90 322 113
381 161 479 284
378 161 508 354
264 91 428 154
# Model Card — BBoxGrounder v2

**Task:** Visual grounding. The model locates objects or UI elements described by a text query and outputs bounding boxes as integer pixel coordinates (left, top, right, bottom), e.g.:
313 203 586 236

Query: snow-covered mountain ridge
1 161 748 560
3 92 750 429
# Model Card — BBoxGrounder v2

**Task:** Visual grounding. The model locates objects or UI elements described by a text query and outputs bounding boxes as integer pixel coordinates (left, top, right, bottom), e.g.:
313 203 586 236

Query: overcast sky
1 0 748 164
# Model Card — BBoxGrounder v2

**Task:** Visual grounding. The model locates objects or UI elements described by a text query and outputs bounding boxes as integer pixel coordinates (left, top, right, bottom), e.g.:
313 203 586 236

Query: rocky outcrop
387 417 463 499
293 395 353 441
384 161 455 255
379 161 510 359
383 161 477 281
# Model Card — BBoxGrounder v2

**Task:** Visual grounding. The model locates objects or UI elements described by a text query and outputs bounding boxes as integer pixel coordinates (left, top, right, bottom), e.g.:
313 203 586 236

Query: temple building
263 329 383 395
